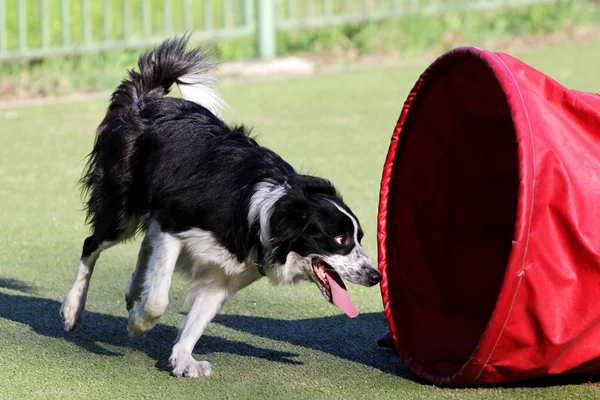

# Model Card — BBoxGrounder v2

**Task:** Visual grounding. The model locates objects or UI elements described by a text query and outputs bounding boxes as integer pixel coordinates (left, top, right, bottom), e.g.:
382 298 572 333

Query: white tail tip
177 73 229 118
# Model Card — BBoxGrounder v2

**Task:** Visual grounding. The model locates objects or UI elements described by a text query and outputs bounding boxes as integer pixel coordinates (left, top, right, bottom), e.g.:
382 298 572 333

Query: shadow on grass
0 288 301 372
0 279 404 376
210 313 600 388
213 312 405 376
0 277 37 293
5 279 596 387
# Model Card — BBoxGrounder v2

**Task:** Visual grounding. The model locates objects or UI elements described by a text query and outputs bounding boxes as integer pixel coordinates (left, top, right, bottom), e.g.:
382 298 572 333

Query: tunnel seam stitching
474 51 535 382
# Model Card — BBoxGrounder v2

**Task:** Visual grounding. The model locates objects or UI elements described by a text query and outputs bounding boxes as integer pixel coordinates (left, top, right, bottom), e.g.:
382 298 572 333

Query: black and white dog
60 36 382 378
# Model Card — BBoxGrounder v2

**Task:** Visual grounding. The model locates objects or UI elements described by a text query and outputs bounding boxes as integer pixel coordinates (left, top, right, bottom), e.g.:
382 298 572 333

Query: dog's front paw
60 293 83 331
127 305 158 337
169 354 212 378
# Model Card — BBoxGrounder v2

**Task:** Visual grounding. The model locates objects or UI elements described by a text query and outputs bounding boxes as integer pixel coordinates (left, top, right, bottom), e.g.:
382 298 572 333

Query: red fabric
377 46 600 386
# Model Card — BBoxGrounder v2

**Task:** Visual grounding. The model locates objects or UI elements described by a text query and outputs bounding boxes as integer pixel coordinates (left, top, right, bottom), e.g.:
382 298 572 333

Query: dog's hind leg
127 229 182 337
61 217 139 331
125 234 153 312
60 236 116 331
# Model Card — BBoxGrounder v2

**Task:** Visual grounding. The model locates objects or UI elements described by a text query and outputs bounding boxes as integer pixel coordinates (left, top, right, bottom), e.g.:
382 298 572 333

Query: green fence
0 0 558 62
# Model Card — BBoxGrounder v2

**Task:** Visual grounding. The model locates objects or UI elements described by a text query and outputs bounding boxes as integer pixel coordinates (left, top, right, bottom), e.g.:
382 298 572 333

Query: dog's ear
270 196 309 245
291 175 338 198
267 195 310 263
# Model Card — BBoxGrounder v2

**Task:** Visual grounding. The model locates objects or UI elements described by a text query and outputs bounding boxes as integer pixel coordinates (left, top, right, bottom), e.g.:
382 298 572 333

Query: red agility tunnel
377 46 600 386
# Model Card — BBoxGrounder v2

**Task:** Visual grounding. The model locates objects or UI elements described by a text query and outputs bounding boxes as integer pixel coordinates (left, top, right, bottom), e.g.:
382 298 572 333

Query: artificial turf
1 39 600 399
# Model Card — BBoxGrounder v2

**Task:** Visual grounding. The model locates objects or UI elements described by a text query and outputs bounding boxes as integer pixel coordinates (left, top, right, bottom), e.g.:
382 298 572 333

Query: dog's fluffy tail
97 34 226 135
82 35 226 229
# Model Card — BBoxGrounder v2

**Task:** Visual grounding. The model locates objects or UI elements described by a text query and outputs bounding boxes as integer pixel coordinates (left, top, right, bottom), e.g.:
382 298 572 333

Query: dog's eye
334 234 350 246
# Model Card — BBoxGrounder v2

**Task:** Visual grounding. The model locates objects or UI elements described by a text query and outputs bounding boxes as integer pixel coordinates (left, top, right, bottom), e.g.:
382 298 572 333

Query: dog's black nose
365 267 382 285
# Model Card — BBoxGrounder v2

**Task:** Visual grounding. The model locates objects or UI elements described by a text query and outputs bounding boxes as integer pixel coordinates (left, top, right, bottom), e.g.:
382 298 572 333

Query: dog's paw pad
170 356 212 378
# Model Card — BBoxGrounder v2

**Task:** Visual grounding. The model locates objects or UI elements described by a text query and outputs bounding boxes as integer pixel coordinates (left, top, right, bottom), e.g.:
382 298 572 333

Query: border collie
60 36 382 378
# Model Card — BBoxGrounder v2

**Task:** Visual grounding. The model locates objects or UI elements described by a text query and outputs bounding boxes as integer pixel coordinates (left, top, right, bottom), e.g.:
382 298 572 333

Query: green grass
1 40 600 399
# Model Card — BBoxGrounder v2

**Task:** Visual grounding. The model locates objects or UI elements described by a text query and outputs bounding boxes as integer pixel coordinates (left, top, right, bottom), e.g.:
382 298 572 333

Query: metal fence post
256 0 276 59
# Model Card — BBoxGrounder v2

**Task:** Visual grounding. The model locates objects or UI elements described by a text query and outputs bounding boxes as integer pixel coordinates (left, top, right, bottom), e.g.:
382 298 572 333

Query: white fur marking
167 227 262 378
170 283 228 378
128 230 182 337
324 201 378 284
329 201 360 245
176 228 256 277
177 73 228 118
247 182 287 248
265 251 311 286
60 240 115 331
125 235 153 311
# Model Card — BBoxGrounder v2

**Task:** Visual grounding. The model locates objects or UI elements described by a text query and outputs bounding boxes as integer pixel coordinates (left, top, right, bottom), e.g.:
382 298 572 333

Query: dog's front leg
169 267 261 378
169 278 230 378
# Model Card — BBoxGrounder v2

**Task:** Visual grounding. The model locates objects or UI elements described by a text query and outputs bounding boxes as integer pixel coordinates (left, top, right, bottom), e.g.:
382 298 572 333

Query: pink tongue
325 270 359 318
